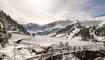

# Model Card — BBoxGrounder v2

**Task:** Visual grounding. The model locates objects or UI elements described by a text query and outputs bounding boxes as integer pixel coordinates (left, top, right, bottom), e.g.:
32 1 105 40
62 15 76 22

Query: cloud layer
0 0 105 24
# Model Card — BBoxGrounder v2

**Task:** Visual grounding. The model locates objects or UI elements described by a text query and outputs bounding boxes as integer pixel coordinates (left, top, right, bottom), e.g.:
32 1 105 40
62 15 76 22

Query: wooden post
60 41 64 47
51 48 53 60
67 46 70 52
65 42 69 47
74 46 76 52
79 46 81 51
83 46 87 51
39 52 44 60
14 45 17 60
14 47 16 60
60 49 64 60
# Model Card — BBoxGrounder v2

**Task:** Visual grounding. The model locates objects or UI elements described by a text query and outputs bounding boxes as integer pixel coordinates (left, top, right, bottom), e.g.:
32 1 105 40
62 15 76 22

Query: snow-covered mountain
24 20 73 31
43 20 104 41
24 20 73 35
96 16 105 20
50 20 105 42
24 20 103 35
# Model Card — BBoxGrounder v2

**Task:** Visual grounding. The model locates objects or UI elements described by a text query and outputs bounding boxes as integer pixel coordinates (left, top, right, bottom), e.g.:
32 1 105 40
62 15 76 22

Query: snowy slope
96 16 105 20
24 20 103 35
0 34 103 60
49 20 105 42
99 21 105 27
24 20 73 32
96 16 105 27
0 11 28 34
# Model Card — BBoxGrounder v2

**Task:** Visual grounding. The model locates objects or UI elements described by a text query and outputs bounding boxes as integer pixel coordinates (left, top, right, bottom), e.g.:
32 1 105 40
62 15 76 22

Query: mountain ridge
24 20 103 35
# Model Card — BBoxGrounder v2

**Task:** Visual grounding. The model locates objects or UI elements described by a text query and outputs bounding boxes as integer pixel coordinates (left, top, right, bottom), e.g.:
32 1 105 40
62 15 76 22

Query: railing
25 42 104 60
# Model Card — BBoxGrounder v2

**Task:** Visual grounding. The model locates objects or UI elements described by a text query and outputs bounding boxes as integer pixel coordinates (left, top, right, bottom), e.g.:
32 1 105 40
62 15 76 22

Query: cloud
0 0 105 24
83 0 105 17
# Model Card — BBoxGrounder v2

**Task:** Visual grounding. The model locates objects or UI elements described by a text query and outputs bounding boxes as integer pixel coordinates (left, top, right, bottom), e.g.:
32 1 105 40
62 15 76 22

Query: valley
0 11 105 60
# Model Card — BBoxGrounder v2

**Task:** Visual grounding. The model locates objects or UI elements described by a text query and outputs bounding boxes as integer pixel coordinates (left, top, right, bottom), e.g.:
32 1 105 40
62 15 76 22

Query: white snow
0 33 104 60
99 21 105 27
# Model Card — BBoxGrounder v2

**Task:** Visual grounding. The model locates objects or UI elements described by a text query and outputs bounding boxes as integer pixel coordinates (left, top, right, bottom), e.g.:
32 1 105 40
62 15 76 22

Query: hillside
0 11 28 34
0 10 29 47
0 11 11 47
0 33 104 60
24 20 73 35
50 20 105 42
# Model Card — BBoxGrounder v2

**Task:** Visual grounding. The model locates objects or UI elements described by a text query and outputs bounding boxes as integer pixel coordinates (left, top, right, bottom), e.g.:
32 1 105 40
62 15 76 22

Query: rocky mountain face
51 20 105 41
73 22 105 40
95 24 105 36
51 21 85 38
56 22 84 35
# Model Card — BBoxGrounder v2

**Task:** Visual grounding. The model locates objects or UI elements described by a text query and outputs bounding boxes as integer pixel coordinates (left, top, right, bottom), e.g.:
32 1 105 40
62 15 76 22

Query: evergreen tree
0 11 8 47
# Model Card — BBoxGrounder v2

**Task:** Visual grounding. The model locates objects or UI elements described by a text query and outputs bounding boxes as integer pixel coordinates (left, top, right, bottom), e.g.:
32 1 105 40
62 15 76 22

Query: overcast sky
0 0 105 24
